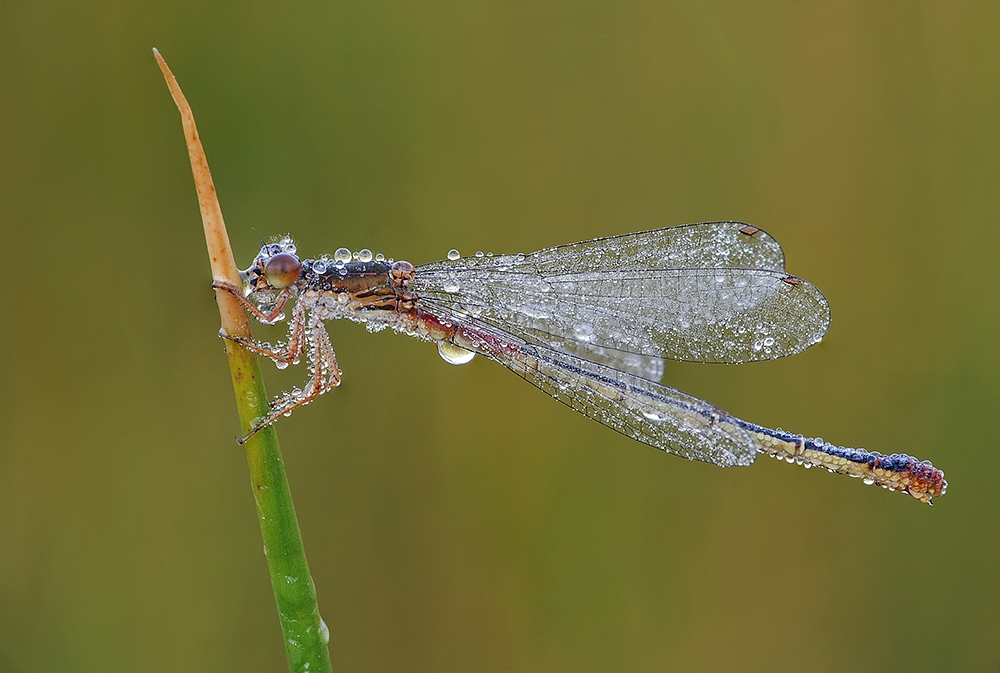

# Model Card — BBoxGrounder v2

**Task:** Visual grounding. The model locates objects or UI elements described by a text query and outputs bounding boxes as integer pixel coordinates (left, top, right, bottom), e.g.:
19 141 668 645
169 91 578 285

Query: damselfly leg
213 278 341 443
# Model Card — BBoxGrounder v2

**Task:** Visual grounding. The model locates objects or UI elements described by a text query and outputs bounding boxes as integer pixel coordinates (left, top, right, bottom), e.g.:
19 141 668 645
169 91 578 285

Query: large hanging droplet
437 341 476 365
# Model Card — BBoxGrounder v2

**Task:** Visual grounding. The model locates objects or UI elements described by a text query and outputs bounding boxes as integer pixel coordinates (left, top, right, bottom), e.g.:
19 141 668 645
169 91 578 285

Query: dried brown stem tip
153 47 251 339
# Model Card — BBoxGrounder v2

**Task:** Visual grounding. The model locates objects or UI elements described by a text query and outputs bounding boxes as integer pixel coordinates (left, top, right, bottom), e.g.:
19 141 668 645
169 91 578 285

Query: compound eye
264 252 301 289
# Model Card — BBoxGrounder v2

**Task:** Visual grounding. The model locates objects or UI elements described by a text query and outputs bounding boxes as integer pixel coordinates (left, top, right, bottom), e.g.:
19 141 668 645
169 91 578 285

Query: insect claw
236 421 268 445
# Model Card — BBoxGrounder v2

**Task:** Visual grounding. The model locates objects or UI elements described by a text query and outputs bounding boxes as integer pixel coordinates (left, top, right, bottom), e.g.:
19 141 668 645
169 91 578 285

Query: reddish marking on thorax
406 306 521 359
408 308 457 341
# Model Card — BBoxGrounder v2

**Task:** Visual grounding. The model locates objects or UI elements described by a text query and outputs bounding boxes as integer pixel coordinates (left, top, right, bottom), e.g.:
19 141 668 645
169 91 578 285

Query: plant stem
154 48 332 673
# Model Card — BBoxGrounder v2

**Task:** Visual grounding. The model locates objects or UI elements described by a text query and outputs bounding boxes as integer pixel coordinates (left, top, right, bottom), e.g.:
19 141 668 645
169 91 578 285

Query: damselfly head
240 236 302 294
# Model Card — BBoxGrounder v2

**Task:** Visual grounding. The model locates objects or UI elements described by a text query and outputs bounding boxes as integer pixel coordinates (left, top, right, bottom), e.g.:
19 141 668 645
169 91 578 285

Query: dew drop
375 253 385 262
475 251 484 257
447 249 461 260
275 361 289 370
313 260 328 274
334 247 352 263
357 248 373 262
437 342 476 365
443 277 461 293
573 323 595 342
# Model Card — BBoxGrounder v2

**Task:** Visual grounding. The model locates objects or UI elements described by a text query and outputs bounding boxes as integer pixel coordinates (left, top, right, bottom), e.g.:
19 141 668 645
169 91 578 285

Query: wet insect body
212 221 946 503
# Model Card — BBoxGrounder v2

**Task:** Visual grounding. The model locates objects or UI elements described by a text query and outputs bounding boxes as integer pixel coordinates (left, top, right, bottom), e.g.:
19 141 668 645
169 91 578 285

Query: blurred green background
2 2 998 671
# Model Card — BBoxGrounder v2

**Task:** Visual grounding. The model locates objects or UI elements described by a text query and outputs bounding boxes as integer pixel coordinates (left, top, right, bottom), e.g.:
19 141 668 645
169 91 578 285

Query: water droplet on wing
437 342 476 365
573 323 596 342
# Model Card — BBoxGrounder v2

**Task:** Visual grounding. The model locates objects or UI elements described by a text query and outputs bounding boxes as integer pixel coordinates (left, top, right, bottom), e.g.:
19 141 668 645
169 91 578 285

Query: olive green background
2 2 997 672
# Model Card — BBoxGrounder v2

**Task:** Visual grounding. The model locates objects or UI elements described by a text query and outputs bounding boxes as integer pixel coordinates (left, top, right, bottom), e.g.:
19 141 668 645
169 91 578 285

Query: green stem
229 346 331 673
154 48 332 673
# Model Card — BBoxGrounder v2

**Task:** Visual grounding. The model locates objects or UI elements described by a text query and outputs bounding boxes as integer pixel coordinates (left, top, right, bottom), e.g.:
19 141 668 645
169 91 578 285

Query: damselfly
212 221 946 503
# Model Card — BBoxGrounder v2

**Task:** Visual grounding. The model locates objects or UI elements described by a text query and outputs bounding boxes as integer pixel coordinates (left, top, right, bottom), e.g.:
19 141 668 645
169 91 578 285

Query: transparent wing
413 223 829 366
432 309 756 466
521 221 787 273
